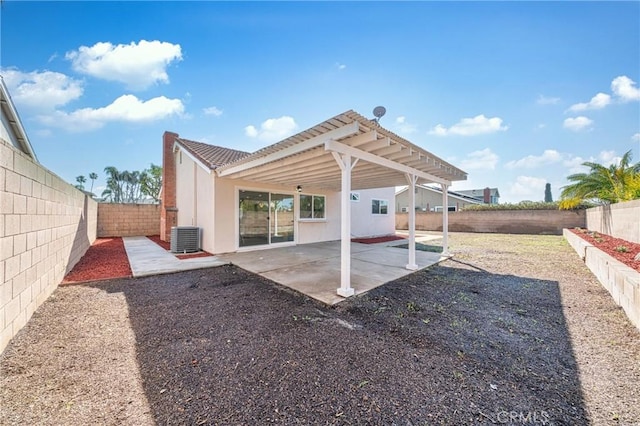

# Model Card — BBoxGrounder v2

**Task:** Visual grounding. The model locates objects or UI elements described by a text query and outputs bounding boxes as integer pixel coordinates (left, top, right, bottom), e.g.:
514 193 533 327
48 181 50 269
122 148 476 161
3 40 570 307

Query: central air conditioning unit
170 226 200 253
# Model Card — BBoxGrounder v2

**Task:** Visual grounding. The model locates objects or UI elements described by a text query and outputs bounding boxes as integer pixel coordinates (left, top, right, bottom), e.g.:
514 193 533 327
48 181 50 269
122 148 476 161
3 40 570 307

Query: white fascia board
324 139 451 186
0 77 38 162
173 141 211 174
217 121 359 177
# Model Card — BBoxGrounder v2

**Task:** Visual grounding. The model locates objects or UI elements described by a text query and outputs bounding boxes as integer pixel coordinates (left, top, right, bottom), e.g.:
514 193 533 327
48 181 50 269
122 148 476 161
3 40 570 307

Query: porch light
296 185 302 193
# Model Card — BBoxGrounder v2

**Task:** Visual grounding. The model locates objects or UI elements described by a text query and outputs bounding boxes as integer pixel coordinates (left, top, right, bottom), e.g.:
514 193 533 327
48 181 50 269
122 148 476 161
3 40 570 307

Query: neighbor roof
396 184 484 204
176 138 249 169
0 76 38 162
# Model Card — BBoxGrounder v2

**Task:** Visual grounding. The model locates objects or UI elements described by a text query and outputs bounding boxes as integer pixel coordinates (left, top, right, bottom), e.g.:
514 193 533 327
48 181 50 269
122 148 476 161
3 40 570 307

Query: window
350 192 360 202
299 194 326 219
434 206 457 212
401 207 408 213
371 199 388 215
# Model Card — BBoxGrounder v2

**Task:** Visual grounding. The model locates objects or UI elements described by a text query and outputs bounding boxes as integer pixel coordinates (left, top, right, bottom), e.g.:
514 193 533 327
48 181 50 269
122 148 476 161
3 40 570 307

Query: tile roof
176 138 250 169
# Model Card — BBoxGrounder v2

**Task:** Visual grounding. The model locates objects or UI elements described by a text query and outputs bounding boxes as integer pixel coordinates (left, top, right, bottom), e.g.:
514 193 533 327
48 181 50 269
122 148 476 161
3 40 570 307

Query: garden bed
62 237 132 283
569 228 640 272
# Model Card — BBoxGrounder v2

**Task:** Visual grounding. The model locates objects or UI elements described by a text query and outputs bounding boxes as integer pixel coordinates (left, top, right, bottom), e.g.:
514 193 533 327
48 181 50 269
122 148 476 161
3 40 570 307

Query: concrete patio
123 234 446 305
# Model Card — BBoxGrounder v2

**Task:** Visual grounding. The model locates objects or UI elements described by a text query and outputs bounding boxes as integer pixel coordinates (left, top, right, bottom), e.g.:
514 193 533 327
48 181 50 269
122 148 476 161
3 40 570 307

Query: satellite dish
373 106 386 121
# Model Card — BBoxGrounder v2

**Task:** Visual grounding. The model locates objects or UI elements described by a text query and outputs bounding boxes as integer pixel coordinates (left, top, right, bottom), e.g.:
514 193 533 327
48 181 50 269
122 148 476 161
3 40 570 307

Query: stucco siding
351 188 395 237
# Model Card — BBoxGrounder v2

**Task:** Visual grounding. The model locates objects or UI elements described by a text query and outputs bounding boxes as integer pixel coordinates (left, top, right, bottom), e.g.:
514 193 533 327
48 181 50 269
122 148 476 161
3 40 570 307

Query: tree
102 167 143 203
544 183 553 202
75 175 86 190
101 165 161 203
560 150 640 209
89 172 98 194
140 164 162 202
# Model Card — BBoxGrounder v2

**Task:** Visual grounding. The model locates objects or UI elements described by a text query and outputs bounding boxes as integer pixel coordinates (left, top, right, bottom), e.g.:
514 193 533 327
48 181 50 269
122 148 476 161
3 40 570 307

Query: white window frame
371 199 389 215
434 205 457 212
298 193 326 221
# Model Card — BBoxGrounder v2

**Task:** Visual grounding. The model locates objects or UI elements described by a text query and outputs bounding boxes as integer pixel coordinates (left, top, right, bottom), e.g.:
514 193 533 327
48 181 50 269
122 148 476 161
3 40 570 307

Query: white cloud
536 95 560 105
611 75 640 102
563 116 593 132
563 156 588 173
508 176 547 197
335 62 346 70
38 94 184 132
459 148 499 171
505 149 562 169
567 92 611 112
245 116 298 142
1 68 83 110
394 116 417 134
203 106 223 117
66 40 182 90
632 133 640 142
598 150 621 167
428 114 508 136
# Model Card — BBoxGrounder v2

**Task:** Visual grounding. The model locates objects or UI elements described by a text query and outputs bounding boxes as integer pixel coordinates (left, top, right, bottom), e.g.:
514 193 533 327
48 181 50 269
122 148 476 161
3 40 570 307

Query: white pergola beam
406 173 418 270
325 140 451 186
332 152 358 298
218 121 359 177
441 183 451 257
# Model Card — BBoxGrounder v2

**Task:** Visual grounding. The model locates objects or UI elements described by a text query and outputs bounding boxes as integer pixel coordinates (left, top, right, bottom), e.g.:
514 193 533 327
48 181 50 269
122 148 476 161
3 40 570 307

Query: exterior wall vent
170 226 200 253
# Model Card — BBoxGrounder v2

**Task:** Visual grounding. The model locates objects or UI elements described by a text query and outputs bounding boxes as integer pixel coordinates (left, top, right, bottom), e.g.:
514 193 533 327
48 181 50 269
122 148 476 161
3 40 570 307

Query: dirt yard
1 233 639 425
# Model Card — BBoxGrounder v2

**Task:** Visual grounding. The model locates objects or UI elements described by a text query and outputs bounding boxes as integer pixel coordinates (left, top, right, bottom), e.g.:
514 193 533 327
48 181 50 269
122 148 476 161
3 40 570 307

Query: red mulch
62 238 132 284
570 228 640 272
147 235 170 250
176 252 214 260
351 235 406 244
147 235 214 259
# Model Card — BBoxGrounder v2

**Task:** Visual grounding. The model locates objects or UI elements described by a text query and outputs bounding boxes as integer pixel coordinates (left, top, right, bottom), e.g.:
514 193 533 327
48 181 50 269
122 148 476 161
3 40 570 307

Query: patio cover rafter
324 139 450 186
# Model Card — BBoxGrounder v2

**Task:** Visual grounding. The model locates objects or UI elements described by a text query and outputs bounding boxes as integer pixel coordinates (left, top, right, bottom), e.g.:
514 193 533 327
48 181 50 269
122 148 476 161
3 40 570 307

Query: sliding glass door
239 190 294 247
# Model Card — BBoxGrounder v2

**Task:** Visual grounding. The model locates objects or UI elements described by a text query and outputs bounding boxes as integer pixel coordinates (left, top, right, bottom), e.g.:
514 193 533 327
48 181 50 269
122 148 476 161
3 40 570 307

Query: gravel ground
1 233 639 425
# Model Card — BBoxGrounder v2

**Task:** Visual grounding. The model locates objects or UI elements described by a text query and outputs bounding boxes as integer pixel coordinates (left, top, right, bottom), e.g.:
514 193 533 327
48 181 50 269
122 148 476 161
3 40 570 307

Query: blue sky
1 1 639 202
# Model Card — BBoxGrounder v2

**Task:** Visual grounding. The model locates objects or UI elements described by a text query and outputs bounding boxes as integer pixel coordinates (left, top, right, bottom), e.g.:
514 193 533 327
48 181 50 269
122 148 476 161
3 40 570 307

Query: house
161 110 467 297
395 184 484 213
455 187 500 204
1 76 37 161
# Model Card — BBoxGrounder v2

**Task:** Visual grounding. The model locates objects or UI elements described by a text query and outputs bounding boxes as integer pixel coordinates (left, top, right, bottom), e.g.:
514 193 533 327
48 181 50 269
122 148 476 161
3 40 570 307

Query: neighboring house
0 77 37 161
395 184 483 213
455 187 500 204
161 110 467 296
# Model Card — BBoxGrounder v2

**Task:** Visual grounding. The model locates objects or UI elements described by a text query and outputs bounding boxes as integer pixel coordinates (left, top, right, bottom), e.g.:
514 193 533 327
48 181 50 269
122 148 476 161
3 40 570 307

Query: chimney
160 131 179 241
483 187 491 204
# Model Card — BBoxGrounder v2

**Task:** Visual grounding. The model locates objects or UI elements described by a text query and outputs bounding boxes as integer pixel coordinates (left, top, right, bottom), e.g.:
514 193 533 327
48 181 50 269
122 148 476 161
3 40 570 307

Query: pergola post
332 152 358 297
441 183 451 256
405 174 418 270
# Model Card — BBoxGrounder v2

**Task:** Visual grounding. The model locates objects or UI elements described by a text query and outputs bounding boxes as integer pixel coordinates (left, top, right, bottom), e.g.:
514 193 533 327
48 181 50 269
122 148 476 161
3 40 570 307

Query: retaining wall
396 210 586 235
564 229 640 331
1 139 97 353
97 203 160 237
586 200 640 244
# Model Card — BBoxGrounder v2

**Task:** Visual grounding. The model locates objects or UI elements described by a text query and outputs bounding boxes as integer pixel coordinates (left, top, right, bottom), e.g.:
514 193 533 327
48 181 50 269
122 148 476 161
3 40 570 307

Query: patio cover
217 110 468 298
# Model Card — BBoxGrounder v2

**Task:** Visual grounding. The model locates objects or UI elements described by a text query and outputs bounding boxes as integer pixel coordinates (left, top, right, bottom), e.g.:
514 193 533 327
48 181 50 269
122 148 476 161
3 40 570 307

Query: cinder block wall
97 203 160 237
586 200 640 244
1 139 97 353
396 210 586 235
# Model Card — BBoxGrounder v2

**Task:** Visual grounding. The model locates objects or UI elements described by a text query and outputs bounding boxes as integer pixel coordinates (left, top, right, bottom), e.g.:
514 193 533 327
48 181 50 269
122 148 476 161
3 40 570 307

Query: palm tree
88 172 98 194
75 175 86 190
560 150 640 209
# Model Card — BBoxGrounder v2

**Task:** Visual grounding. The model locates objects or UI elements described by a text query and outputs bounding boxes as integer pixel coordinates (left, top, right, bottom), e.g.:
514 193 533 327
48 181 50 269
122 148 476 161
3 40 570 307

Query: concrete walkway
122 235 447 305
122 237 227 277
